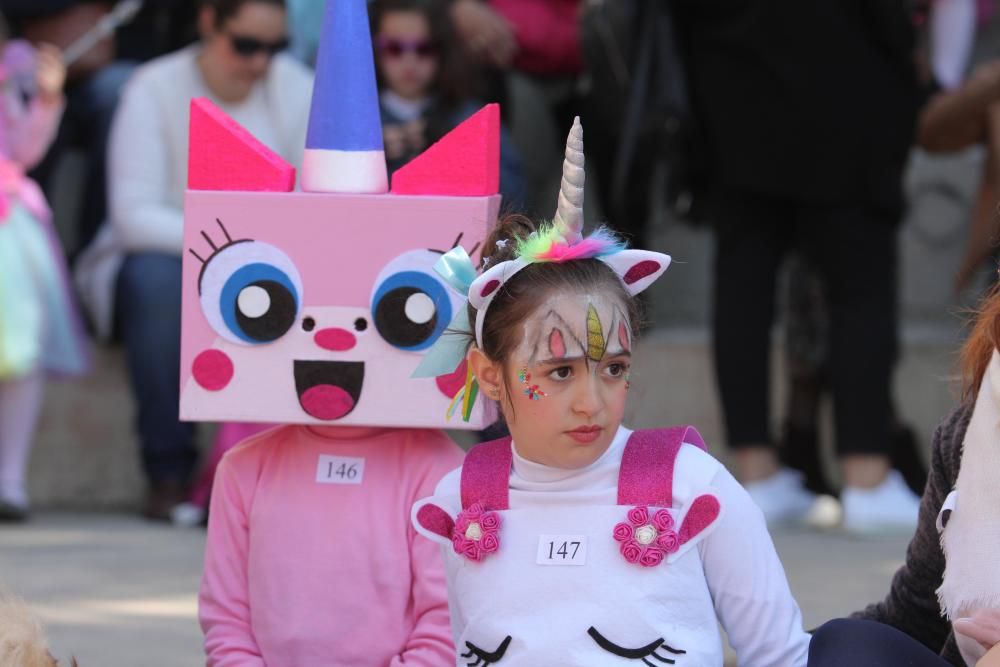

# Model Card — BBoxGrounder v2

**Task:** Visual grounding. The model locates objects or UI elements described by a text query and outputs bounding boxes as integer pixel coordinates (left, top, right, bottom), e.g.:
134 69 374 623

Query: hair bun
479 213 535 269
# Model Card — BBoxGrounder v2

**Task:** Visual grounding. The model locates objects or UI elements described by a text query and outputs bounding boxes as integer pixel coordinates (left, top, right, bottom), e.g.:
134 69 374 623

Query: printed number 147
548 541 581 559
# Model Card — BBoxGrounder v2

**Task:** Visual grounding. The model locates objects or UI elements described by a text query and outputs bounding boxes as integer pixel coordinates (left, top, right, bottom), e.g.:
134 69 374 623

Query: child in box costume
189 1 497 663
412 120 813 666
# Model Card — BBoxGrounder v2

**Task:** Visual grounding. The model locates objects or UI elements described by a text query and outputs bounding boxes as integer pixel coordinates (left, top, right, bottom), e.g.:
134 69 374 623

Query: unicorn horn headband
468 117 671 348
413 118 672 422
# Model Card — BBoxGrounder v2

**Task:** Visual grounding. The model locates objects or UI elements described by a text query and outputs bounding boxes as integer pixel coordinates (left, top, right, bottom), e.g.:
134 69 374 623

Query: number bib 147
316 455 365 485
536 534 587 566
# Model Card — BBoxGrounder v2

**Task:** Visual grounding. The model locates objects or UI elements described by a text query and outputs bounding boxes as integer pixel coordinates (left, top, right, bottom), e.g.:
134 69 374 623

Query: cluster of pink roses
452 502 501 562
613 506 680 567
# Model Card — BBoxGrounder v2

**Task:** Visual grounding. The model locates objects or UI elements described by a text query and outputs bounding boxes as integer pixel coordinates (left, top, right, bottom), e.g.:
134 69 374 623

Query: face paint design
502 293 633 471
518 367 546 400
514 294 631 375
586 304 606 362
618 320 630 353
548 328 566 359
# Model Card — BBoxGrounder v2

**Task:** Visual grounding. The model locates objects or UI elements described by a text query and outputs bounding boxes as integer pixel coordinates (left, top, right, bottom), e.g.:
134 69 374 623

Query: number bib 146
316 455 365 485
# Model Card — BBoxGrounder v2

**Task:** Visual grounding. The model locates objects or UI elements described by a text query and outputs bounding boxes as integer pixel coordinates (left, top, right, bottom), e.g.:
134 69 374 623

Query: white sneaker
170 502 206 528
841 470 920 536
744 468 818 526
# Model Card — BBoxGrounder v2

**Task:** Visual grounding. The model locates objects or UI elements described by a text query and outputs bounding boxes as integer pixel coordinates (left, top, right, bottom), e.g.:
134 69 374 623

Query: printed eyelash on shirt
460 636 512 667
587 626 685 665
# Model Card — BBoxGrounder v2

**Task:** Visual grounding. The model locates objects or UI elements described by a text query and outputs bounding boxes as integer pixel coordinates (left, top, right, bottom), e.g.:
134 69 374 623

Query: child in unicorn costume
189 1 502 663
412 120 812 666
0 39 87 520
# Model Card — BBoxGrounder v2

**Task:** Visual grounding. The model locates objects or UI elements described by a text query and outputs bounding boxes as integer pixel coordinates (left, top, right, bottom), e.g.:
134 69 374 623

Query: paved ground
0 512 912 666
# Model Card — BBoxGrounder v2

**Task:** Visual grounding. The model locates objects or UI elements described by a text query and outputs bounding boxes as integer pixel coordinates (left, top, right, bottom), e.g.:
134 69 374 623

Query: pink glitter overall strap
460 437 513 511
617 426 706 507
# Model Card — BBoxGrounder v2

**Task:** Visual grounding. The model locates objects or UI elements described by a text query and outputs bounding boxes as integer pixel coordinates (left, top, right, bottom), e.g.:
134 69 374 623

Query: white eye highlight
238 285 271 319
405 292 436 324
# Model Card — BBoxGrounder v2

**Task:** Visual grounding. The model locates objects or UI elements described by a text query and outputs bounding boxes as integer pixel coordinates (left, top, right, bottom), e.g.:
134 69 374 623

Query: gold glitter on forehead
586 304 606 362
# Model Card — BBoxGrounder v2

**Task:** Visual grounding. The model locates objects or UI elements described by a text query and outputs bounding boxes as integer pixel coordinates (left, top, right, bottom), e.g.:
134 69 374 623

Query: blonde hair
0 590 57 667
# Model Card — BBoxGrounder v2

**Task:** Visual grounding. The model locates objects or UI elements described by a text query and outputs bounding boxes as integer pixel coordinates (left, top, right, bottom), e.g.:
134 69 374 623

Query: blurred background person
0 0 137 258
673 0 925 533
75 0 312 520
0 27 87 521
371 0 525 209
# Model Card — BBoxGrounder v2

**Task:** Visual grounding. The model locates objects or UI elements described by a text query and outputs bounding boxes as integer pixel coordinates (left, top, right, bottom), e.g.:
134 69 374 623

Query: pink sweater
199 425 464 666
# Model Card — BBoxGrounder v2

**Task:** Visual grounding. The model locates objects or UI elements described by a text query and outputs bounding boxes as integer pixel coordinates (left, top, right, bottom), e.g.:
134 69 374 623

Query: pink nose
314 328 357 351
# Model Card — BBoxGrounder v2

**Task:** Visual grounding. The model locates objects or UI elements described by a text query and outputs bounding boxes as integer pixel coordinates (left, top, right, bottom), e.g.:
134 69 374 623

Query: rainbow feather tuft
516 224 625 263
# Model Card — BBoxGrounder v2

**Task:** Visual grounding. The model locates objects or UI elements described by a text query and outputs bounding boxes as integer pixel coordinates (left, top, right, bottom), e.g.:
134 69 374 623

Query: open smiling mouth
293 361 365 420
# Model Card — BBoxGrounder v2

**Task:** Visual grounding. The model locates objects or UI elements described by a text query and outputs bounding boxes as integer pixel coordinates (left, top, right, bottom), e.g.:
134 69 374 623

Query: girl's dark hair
201 0 285 27
369 0 468 109
472 214 642 370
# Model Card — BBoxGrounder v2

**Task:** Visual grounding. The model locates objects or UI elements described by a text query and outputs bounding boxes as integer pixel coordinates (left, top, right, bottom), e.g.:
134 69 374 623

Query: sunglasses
227 32 289 57
375 36 438 59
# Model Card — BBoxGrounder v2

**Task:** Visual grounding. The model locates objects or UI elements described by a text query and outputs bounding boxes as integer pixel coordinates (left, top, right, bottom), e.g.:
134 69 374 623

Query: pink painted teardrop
548 328 566 358
618 321 630 352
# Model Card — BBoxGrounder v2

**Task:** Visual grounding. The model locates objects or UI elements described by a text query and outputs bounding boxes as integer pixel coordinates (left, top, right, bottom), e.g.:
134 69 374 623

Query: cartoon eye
198 240 303 345
370 250 457 351
937 490 958 534
460 636 511 667
587 627 685 665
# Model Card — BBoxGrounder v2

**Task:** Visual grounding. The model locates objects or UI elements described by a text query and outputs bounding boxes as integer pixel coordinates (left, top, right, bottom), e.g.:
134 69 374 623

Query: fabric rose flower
613 505 678 567
452 502 502 562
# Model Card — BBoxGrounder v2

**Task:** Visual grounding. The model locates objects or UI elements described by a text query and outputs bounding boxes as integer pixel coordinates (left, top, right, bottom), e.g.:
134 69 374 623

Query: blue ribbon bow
412 246 477 379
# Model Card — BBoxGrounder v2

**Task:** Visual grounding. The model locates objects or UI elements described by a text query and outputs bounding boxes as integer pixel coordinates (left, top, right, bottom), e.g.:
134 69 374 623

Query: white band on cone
301 149 388 194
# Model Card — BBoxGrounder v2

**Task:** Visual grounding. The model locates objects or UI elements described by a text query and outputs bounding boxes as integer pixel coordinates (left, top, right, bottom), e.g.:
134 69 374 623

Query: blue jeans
115 253 196 485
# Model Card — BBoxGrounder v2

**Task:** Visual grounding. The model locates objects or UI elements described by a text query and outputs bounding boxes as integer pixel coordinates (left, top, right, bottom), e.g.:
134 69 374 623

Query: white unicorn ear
468 258 530 347
468 258 529 311
602 250 671 296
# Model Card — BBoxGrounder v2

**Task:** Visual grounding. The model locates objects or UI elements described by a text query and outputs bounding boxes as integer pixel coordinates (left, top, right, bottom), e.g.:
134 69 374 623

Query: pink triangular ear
602 250 671 296
188 98 296 192
390 103 500 196
415 501 455 541
678 493 721 546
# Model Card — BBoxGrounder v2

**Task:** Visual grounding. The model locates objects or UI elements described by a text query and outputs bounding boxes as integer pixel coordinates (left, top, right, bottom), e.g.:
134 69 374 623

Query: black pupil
234 280 296 342
374 287 436 348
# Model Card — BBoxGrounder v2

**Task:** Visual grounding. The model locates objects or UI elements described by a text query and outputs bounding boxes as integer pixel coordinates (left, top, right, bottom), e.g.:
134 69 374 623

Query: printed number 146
328 462 358 480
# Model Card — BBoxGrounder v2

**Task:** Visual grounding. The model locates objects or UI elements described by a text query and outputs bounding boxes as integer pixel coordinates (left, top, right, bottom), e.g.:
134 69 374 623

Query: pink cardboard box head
180 191 498 428
180 99 500 429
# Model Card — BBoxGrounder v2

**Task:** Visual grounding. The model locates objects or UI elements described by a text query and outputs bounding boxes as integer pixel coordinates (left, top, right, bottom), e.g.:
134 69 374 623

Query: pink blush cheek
192 349 235 391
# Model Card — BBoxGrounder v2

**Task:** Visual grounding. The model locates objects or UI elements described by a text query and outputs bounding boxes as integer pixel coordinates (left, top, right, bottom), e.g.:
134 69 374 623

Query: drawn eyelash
428 232 482 257
587 626 686 665
460 635 512 666
189 218 251 289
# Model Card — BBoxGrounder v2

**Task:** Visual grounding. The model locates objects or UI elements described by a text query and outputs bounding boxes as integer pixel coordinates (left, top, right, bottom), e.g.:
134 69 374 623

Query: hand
34 43 66 106
449 0 518 69
965 61 1000 107
955 609 1000 653
384 124 408 161
401 119 427 154
978 643 1000 667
